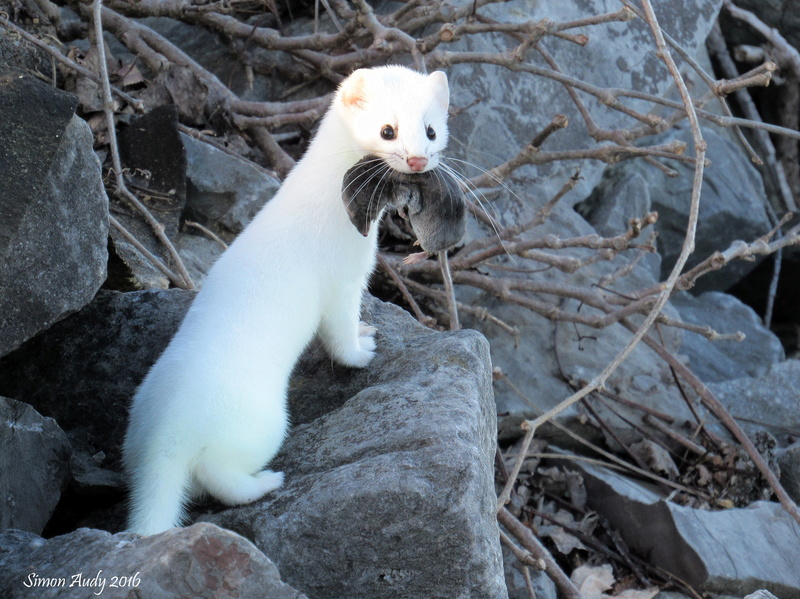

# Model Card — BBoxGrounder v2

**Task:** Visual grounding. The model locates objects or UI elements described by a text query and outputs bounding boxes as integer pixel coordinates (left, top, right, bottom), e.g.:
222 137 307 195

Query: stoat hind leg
319 287 376 368
127 458 192 536
196 453 284 506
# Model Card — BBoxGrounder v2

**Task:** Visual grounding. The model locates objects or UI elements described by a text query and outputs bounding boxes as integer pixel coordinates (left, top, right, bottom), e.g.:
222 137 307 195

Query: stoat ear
429 71 449 112
340 69 370 110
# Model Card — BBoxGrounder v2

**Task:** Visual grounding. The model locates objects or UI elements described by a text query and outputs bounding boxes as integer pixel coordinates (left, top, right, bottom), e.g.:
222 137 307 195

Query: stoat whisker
438 160 513 259
342 160 389 209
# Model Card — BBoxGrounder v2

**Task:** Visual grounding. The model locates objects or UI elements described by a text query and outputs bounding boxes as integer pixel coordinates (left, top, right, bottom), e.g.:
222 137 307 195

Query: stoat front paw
339 323 377 368
359 322 377 339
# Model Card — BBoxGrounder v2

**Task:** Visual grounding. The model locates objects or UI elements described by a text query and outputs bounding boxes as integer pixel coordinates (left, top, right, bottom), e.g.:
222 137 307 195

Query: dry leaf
540 525 586 555
610 587 660 599
571 564 615 599
630 439 679 479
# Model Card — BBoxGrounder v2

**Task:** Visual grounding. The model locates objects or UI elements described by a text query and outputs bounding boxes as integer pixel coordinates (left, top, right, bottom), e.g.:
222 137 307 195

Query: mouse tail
126 455 191 536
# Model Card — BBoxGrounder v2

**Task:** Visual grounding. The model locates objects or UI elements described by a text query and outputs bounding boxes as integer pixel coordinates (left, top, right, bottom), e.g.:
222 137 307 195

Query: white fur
123 65 450 535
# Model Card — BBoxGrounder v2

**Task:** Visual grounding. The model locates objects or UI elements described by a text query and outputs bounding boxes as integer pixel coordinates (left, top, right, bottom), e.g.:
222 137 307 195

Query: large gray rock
439 0 724 444
708 360 800 441
778 442 800 503
206 297 506 599
0 523 308 599
444 0 722 210
0 68 108 358
0 398 71 535
580 124 771 292
562 458 800 598
671 291 785 383
0 289 196 468
0 291 506 597
181 132 281 240
176 132 282 285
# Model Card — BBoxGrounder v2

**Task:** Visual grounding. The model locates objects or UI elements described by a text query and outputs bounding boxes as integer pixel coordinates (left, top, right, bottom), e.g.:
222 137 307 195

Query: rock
0 398 71 535
560 457 800 598
0 523 308 599
443 0 722 212
0 289 196 468
579 124 771 292
109 105 189 289
745 591 781 599
707 360 800 441
0 67 108 358
671 291 785 383
436 0 725 446
181 132 281 241
723 0 800 53
205 297 507 599
174 232 225 287
0 291 506 598
778 442 800 503
502 544 557 599
462 205 697 449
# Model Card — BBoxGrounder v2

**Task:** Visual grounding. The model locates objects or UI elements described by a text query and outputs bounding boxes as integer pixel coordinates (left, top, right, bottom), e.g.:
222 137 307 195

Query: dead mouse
341 155 467 263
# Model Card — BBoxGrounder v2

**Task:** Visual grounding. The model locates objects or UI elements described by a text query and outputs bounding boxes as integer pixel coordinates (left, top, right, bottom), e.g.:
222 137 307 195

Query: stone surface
205 297 507 599
0 398 71 535
502 544 557 599
462 205 695 449
671 291 785 383
778 442 800 503
0 67 108 358
0 290 506 598
0 289 196 468
181 132 281 240
707 360 800 441
444 0 722 211
580 124 771 292
561 457 800 598
0 523 308 599
439 0 724 446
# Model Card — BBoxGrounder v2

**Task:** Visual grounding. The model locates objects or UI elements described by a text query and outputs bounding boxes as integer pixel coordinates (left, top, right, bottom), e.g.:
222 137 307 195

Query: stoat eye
426 125 436 140
381 125 396 140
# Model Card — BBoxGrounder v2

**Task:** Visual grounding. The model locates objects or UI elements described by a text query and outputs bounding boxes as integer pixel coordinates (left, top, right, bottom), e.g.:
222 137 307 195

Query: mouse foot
402 251 430 265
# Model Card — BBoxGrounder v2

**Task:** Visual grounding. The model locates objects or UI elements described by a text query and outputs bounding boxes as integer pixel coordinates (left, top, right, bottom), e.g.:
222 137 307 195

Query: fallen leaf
571 564 615 599
539 524 586 555
610 587 660 599
630 439 679 479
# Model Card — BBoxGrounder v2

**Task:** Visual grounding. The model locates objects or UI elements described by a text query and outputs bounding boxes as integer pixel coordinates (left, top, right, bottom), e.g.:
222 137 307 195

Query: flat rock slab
0 67 108 357
206 298 507 599
0 398 71 534
0 522 308 599
0 289 196 468
671 291 785 384
563 457 800 598
708 359 800 440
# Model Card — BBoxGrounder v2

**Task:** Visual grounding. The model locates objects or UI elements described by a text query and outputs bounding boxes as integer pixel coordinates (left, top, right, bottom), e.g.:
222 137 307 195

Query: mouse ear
339 69 370 110
428 71 449 112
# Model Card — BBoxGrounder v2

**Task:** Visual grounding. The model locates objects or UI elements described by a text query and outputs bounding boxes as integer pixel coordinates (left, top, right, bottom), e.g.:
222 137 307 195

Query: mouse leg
319 285 376 368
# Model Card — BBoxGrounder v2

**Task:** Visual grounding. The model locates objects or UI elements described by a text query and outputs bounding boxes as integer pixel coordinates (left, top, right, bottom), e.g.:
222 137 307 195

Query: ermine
123 65 450 536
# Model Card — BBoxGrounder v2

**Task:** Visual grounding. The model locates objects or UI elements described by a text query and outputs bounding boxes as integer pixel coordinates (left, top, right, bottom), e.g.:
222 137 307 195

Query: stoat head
336 66 449 174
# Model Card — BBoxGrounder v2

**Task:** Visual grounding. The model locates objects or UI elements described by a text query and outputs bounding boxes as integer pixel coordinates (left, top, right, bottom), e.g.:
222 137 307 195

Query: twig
627 319 800 527
0 12 144 111
377 254 432 325
92 0 195 290
498 508 586 599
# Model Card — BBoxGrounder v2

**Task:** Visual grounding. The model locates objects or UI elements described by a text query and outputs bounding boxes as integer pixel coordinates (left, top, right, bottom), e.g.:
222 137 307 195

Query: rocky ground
1 0 800 598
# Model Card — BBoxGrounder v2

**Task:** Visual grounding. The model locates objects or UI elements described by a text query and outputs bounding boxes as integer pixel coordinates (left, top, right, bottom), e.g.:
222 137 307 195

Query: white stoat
123 65 450 535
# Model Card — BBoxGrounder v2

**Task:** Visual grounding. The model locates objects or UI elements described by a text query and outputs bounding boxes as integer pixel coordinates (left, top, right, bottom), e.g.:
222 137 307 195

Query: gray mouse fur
341 155 467 257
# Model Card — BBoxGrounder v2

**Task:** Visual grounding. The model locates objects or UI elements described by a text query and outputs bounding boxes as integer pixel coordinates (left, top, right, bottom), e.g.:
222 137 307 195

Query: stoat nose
407 156 428 172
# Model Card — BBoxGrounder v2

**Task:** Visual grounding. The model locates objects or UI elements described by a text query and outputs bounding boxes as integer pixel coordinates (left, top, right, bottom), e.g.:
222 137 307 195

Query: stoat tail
126 456 190 536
